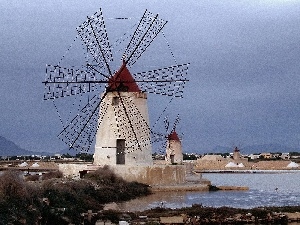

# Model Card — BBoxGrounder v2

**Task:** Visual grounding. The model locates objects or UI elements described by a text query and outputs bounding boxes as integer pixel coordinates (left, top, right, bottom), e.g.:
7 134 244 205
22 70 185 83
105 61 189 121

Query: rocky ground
89 205 300 225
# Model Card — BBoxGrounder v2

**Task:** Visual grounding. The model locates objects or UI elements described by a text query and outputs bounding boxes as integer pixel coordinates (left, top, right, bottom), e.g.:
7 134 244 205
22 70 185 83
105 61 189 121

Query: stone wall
58 163 186 185
112 165 186 185
58 163 99 179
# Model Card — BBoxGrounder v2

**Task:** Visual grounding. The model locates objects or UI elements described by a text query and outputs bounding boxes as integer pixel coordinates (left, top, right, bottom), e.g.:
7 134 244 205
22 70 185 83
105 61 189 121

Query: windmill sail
133 63 189 97
58 94 106 151
123 10 167 67
44 64 105 100
76 8 113 76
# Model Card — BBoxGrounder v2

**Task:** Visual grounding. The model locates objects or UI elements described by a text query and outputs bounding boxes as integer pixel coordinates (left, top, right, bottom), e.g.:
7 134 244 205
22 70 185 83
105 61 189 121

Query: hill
0 136 49 156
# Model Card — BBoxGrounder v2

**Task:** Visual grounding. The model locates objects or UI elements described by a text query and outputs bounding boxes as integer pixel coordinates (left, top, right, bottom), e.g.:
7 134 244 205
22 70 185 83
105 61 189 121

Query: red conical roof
108 61 141 92
168 130 180 141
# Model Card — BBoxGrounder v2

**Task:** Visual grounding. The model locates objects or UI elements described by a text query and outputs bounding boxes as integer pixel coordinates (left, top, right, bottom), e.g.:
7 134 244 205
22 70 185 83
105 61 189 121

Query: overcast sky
1 0 300 153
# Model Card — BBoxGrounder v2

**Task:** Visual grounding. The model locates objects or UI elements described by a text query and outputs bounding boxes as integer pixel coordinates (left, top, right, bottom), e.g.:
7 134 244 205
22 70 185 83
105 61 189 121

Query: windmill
150 115 183 163
43 8 189 166
163 115 183 164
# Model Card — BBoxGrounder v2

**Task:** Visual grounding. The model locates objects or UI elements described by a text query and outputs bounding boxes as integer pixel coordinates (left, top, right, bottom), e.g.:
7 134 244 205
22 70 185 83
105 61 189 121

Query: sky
1 0 300 153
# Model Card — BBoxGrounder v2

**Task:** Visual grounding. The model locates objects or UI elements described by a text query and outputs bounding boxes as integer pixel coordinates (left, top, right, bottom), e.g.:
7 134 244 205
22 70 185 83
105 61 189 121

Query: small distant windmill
232 146 242 160
164 115 183 164
43 8 189 166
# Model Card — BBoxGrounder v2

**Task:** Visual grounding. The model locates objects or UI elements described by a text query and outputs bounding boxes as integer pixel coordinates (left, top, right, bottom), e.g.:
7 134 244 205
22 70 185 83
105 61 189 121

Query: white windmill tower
93 61 153 166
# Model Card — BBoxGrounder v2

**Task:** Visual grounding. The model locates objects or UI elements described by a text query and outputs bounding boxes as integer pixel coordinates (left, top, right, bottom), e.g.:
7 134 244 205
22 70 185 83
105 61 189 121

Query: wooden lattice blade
43 64 108 100
77 8 113 76
57 94 107 152
150 131 165 143
133 63 189 97
123 10 167 67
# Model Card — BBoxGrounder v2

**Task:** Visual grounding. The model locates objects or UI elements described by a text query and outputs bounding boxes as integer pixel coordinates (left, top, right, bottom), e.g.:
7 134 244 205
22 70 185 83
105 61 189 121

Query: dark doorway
116 139 125 164
170 154 175 164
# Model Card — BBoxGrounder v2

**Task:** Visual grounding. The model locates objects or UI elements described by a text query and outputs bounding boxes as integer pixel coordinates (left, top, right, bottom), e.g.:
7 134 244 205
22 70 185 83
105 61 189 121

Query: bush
84 167 151 202
84 165 123 185
41 179 103 223
42 170 63 180
0 170 29 201
25 174 40 181
0 167 151 223
0 170 42 224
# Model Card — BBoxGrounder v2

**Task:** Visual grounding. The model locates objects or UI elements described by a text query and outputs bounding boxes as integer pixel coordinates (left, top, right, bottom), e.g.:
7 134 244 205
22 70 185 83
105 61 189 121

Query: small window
112 97 119 106
116 139 125 165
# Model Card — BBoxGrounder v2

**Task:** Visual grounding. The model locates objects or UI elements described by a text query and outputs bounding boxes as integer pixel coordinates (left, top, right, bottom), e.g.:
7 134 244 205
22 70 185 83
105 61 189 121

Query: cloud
1 0 300 153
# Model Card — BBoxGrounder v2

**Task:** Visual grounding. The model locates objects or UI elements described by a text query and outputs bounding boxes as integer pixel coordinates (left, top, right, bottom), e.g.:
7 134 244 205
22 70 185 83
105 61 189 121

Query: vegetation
41 170 63 180
0 167 151 224
76 153 94 161
290 151 300 156
1 168 300 224
183 153 198 160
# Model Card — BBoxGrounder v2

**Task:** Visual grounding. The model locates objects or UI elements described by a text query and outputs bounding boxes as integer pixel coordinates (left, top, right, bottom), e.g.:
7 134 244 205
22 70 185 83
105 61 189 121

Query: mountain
211 145 232 154
0 135 94 157
242 144 300 154
0 136 50 156
59 147 92 156
212 144 300 154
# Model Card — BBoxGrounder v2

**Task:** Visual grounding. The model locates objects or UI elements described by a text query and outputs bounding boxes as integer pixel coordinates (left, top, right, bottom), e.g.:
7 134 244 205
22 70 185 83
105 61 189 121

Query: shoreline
151 184 249 192
196 169 300 174
105 204 300 224
151 184 209 192
116 172 299 212
132 205 300 224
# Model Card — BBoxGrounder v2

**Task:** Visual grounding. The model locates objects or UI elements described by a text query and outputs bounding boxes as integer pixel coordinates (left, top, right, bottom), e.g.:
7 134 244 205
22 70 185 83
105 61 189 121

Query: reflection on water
118 171 300 212
118 191 190 211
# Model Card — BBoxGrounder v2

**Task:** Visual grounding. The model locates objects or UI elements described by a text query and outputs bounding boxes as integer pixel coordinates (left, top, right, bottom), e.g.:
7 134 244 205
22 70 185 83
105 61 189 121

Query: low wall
58 163 99 179
112 165 186 185
58 163 186 185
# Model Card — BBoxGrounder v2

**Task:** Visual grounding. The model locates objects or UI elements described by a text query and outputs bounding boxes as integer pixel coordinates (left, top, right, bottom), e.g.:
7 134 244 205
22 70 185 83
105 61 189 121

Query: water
118 171 300 211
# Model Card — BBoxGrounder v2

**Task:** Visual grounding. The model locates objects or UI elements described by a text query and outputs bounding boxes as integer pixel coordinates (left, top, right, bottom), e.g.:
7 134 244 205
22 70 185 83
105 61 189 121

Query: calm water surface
118 171 300 211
